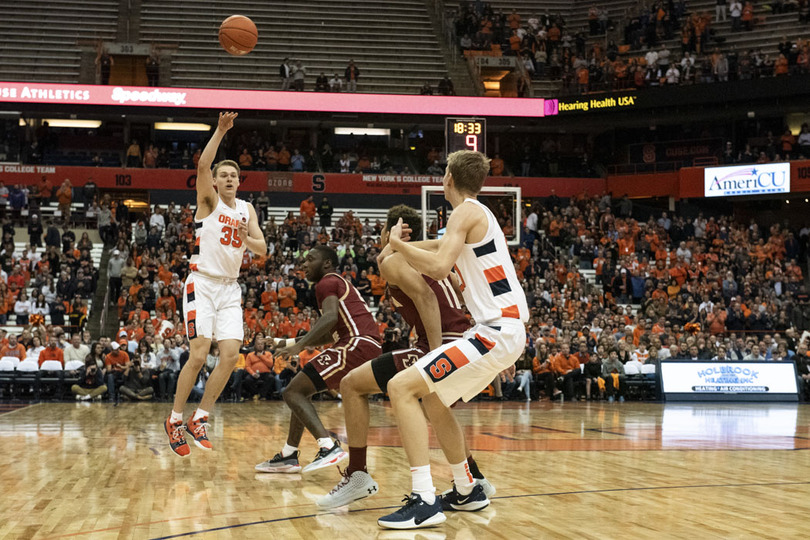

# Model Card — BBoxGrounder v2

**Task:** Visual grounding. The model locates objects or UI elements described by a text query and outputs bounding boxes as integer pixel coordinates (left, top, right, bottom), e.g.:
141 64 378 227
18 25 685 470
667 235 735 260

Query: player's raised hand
218 111 238 131
389 218 413 247
237 217 249 241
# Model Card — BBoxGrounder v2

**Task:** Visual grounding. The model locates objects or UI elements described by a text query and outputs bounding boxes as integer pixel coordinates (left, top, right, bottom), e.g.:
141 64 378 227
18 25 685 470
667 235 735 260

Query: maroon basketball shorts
303 336 382 391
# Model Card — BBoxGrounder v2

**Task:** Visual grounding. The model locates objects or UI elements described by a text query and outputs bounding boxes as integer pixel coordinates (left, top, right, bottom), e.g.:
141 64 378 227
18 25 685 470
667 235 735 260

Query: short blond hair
212 159 240 177
446 150 490 195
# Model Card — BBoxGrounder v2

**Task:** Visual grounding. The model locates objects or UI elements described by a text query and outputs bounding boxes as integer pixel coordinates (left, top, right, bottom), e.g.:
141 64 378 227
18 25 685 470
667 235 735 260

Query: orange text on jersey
218 214 242 227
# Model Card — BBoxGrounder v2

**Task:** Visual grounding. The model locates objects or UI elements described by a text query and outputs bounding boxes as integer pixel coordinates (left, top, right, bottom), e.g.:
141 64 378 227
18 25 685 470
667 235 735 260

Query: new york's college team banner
0 165 606 197
0 81 545 117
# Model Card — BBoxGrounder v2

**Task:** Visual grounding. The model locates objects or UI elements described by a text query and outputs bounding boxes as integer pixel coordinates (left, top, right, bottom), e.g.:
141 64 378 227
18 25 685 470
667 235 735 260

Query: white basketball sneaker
317 469 379 508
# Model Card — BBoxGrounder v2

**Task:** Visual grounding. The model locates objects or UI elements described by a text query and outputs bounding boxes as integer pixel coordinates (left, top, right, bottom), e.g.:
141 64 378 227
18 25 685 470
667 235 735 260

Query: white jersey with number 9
189 197 249 279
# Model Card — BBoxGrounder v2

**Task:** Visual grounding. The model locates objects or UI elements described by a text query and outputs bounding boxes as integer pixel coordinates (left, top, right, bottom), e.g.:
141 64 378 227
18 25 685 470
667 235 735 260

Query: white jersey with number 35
190 197 249 279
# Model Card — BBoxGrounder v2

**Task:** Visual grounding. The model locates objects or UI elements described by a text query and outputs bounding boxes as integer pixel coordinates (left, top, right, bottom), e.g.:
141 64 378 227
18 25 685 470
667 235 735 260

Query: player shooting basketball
164 112 267 457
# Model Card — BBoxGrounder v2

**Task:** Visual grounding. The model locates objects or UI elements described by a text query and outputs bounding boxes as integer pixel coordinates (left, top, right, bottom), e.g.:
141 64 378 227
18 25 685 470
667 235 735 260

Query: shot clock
445 117 486 155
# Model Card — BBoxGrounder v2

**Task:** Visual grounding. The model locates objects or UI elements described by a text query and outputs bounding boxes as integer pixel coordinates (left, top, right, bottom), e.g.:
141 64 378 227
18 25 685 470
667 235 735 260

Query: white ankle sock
410 465 436 504
193 408 208 421
170 410 183 423
450 460 475 495
317 437 333 450
281 444 298 457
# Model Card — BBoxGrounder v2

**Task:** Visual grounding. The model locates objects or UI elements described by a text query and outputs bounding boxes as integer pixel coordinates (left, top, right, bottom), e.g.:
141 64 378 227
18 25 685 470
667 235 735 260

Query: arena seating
450 0 810 91
0 233 102 337
1 189 809 403
140 0 452 94
0 0 118 83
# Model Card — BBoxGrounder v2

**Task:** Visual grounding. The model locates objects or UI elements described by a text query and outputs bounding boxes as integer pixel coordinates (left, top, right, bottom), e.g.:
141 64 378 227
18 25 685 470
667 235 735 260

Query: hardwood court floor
1 400 809 539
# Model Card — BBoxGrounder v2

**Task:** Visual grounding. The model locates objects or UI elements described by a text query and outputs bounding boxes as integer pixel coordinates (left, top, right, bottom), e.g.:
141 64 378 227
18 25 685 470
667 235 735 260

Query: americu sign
703 162 790 197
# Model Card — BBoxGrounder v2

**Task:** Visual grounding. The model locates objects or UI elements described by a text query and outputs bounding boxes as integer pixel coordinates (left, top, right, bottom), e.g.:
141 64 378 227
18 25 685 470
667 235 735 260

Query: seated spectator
315 72 329 92
532 344 558 400
553 343 582 400
71 359 107 401
104 340 131 401
39 335 64 368
1 334 27 361
14 291 31 326
245 335 274 399
329 73 343 92
490 154 505 176
583 354 602 400
26 336 45 363
64 333 90 366
156 337 181 401
437 76 455 95
120 359 154 401
230 350 247 401
602 349 626 402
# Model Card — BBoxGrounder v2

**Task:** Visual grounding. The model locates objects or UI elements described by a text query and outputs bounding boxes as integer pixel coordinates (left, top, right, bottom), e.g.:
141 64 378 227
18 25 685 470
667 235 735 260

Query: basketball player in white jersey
376 150 529 529
164 112 267 457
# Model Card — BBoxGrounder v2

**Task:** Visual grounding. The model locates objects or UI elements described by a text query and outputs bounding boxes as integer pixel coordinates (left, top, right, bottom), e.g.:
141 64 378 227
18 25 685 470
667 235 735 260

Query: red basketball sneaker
164 417 191 457
186 411 212 451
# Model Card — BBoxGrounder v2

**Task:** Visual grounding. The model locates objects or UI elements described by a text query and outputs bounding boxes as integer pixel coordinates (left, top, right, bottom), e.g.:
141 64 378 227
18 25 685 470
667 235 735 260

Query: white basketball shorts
182 273 243 342
413 319 526 406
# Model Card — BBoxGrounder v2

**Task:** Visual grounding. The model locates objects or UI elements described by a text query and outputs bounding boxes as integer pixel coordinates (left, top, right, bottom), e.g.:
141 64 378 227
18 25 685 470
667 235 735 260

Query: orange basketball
218 15 258 56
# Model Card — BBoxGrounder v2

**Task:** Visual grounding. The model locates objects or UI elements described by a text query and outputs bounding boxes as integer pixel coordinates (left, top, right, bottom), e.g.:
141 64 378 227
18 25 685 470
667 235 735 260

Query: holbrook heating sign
704 162 790 197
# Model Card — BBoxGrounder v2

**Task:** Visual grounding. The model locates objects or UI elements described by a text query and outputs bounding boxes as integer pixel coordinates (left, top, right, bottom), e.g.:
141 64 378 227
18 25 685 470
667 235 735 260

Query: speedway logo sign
704 162 790 197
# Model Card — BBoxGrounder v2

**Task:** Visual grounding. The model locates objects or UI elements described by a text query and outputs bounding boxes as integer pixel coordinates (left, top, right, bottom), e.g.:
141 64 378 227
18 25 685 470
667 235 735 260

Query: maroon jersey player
316 205 494 510
384 275 468 374
255 245 382 474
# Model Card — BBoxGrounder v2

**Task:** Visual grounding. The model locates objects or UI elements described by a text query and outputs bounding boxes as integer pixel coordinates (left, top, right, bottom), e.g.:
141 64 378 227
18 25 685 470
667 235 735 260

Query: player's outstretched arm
239 203 267 256
379 252 443 351
407 239 441 252
197 112 237 212
274 295 339 359
389 205 474 280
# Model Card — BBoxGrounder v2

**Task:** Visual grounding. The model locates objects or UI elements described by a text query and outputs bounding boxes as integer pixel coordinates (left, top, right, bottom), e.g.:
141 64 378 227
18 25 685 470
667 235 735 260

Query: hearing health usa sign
704 162 790 197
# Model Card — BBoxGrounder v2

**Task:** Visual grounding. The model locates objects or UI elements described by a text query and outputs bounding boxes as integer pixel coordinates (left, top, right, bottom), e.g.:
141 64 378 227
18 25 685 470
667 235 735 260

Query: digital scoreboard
445 117 486 155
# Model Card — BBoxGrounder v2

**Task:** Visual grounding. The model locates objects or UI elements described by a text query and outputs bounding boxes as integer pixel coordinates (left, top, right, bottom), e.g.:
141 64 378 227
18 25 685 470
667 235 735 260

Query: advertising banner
629 138 722 164
703 162 790 197
660 361 798 401
0 166 606 198
0 81 545 117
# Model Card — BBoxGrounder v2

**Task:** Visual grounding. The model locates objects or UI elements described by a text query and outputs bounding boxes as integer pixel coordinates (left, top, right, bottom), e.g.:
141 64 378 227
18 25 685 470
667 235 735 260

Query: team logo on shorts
187 309 197 339
403 353 419 368
424 346 469 382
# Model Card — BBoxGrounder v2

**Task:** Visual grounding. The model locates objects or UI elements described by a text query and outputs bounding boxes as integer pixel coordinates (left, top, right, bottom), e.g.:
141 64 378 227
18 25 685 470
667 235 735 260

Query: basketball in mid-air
218 15 258 56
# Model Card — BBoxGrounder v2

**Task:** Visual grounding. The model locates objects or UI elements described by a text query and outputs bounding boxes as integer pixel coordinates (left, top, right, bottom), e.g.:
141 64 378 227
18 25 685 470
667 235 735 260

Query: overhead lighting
154 122 211 131
483 81 501 91
334 127 390 136
19 118 101 128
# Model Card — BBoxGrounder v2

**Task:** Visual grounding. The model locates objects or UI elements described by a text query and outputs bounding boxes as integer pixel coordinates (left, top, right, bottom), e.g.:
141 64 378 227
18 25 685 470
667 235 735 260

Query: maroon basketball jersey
315 273 380 346
389 275 470 351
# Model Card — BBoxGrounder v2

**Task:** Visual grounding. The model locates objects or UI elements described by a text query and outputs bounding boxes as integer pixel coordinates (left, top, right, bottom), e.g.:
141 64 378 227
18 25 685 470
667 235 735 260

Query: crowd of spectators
278 58 361 92
557 38 810 95
3 186 810 404
450 1 810 96
720 122 810 164
515 191 810 401
418 76 457 95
